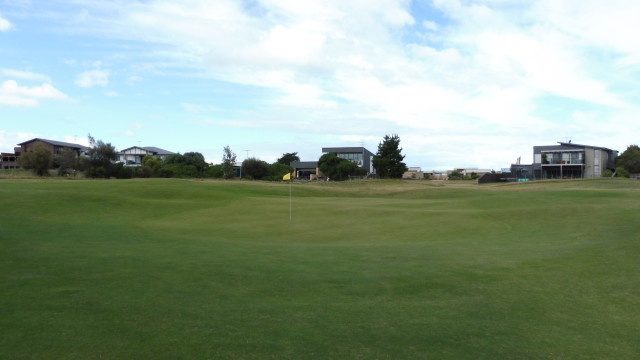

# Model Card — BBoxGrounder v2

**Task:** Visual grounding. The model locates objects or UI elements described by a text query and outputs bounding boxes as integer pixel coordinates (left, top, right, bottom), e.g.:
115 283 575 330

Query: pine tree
372 134 408 178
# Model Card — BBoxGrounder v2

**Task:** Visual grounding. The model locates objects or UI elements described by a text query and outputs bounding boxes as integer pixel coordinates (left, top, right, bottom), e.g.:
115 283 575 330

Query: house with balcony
532 142 618 179
118 146 175 166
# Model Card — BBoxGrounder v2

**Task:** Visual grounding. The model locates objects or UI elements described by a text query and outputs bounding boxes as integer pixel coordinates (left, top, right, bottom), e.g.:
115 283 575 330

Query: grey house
322 147 375 175
532 142 618 179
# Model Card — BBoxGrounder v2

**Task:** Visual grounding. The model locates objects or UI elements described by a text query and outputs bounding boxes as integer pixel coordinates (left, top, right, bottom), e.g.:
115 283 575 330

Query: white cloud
0 80 69 106
34 0 640 168
0 68 51 82
0 15 13 31
75 69 109 88
0 130 38 152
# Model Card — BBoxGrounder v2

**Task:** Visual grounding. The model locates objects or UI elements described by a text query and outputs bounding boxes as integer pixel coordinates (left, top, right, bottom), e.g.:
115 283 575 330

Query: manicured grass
1 178 640 359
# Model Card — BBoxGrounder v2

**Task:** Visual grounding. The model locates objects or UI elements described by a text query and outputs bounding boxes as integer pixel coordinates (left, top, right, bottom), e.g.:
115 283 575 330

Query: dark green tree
55 147 79 176
242 157 269 180
164 153 185 165
18 145 52 176
277 152 300 165
318 153 358 181
183 152 208 174
615 145 640 174
84 135 118 178
372 134 408 178
266 162 294 181
221 146 237 179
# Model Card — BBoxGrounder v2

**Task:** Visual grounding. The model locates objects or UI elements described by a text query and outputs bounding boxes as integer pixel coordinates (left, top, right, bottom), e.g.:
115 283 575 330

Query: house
290 161 321 180
118 146 175 166
1 152 19 169
16 138 89 158
322 147 375 175
532 142 618 179
290 146 376 180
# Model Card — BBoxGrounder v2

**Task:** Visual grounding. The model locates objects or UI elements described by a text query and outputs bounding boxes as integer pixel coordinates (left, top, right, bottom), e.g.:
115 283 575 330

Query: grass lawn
1 178 640 359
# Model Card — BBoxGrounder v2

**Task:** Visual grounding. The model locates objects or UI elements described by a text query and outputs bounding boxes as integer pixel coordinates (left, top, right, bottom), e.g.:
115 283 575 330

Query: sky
1 0 639 170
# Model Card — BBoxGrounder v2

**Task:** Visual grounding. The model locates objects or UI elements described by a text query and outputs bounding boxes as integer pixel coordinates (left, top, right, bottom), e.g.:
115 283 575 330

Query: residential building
322 147 375 174
532 142 618 179
290 146 376 180
17 138 89 158
290 161 321 180
118 146 174 166
1 152 19 169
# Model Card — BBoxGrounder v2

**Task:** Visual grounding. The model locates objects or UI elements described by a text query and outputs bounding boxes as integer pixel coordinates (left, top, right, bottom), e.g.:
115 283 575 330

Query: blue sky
1 0 639 169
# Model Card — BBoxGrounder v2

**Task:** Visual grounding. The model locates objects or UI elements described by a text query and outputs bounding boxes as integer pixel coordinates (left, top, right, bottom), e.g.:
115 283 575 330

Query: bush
114 163 134 179
265 162 293 181
616 167 630 178
242 158 269 180
85 166 106 179
204 164 224 178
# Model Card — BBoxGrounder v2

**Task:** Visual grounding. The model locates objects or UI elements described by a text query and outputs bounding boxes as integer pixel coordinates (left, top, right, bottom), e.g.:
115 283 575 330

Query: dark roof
18 138 89 150
291 161 318 168
119 146 174 155
142 146 174 155
322 146 373 155
556 142 617 153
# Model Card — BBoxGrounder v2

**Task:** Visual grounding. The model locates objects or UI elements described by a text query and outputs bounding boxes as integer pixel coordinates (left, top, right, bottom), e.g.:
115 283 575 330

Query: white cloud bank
38 0 640 167
0 80 69 107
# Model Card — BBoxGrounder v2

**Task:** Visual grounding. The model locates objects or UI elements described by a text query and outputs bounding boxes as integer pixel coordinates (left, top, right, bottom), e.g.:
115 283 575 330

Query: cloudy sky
1 0 639 169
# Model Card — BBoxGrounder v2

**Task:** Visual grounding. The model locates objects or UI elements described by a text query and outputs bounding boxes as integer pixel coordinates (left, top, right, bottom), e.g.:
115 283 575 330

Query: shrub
616 167 630 178
204 164 224 178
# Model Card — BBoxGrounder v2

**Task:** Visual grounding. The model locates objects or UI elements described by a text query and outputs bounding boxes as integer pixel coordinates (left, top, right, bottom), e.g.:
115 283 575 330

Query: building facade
532 142 617 179
118 146 175 166
17 138 89 158
321 147 375 175
1 152 19 169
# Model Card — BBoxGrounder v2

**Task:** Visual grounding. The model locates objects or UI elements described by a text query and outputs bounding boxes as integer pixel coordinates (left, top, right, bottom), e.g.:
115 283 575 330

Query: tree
615 145 640 174
221 146 237 179
242 157 269 180
372 134 408 178
183 152 208 174
266 162 294 181
18 145 52 176
56 148 79 176
84 135 118 178
318 153 358 181
277 152 300 165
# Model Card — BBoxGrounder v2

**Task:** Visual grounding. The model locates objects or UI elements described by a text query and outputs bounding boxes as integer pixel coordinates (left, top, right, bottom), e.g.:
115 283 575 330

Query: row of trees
18 134 409 181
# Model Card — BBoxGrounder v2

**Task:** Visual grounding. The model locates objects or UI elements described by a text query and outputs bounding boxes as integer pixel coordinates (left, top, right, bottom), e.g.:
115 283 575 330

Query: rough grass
1 178 640 359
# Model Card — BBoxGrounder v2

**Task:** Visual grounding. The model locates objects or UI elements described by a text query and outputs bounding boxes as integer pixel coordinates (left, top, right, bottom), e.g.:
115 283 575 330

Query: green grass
1 178 640 359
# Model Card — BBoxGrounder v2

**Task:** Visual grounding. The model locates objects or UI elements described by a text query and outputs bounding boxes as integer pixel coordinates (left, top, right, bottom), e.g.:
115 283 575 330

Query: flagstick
289 178 292 221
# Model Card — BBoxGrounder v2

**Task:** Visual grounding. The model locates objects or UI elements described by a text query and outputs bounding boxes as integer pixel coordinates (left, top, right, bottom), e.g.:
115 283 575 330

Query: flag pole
289 177 292 221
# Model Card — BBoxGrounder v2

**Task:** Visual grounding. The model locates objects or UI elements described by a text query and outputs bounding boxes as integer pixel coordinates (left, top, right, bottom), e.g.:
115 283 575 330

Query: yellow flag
283 172 291 181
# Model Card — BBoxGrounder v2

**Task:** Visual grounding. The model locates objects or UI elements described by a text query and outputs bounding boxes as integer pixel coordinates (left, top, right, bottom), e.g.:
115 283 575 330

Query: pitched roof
119 146 174 155
18 138 89 150
142 146 174 155
557 142 617 153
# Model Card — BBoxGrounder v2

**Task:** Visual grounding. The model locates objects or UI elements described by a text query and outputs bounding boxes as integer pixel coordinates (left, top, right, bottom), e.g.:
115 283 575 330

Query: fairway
2 178 640 359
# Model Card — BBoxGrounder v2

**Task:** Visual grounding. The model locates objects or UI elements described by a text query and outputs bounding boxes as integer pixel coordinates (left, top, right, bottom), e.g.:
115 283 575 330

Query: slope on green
1 178 639 359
